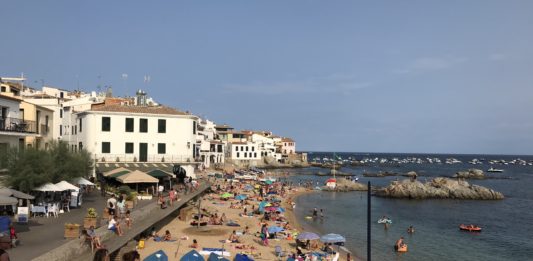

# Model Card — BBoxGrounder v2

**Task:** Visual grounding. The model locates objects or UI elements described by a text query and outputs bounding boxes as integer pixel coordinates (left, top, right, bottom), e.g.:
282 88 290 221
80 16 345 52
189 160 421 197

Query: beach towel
226 221 240 227
200 248 230 257
144 250 168 261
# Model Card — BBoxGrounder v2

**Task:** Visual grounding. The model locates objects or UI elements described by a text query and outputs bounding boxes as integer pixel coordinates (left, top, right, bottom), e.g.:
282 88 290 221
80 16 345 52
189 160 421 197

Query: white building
196 119 224 168
66 92 200 177
249 132 282 161
0 95 30 150
229 142 260 161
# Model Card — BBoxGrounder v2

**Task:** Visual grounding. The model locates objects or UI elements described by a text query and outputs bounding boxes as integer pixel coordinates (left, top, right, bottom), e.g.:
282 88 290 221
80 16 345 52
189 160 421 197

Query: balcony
94 154 199 164
0 117 36 134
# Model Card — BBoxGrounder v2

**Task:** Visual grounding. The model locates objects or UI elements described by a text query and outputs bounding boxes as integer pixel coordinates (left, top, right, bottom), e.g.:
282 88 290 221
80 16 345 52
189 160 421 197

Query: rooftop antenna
121 73 128 97
144 75 151 88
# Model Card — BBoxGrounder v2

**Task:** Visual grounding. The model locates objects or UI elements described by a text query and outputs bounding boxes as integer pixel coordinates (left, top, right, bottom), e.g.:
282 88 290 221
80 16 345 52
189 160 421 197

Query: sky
1 1 533 154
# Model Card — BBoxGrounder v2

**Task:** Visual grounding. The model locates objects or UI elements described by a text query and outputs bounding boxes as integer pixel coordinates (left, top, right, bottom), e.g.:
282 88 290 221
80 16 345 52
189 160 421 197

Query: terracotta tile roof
90 104 189 115
282 137 295 142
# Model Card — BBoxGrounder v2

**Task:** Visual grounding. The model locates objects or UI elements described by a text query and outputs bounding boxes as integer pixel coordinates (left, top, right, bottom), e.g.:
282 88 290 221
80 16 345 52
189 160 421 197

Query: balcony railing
94 154 199 163
0 117 36 133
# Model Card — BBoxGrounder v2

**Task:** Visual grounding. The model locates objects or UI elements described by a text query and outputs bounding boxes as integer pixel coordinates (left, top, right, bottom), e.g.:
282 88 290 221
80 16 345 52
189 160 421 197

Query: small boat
487 167 503 173
396 244 408 252
378 218 392 224
459 224 482 232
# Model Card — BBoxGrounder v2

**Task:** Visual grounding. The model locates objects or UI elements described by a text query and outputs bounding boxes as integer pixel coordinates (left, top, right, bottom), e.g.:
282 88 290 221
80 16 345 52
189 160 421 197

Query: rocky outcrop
374 177 504 200
453 169 485 179
322 178 368 192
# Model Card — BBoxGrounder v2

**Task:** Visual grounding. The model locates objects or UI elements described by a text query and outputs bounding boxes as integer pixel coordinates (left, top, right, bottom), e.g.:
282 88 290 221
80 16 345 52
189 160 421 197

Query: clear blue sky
2 1 533 154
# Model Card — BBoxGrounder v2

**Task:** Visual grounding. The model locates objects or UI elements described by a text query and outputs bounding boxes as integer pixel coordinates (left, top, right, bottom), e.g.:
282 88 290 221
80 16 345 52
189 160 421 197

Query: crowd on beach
91 171 352 261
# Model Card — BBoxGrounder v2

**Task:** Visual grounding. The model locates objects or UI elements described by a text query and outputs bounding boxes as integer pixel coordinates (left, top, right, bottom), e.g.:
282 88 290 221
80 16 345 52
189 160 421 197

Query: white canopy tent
55 181 80 191
0 196 18 206
71 177 95 186
0 188 35 200
33 183 64 192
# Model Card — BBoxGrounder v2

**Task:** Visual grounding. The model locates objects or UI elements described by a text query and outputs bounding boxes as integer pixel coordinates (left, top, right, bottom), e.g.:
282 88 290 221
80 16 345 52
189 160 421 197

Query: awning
103 167 131 177
0 188 35 200
33 183 64 192
109 171 131 178
55 181 80 191
147 169 175 178
0 195 18 205
116 170 159 184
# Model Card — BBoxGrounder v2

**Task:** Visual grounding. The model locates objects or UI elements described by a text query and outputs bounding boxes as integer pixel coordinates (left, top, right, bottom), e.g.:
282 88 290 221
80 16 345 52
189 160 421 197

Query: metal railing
0 117 36 133
94 154 200 163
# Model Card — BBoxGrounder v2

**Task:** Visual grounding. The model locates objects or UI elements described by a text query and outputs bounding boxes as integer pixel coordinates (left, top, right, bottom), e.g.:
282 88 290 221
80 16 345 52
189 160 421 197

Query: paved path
78 184 211 260
7 191 153 261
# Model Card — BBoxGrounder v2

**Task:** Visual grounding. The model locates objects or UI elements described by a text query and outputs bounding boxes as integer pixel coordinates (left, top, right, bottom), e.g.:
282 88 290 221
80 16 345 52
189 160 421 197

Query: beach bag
138 239 145 249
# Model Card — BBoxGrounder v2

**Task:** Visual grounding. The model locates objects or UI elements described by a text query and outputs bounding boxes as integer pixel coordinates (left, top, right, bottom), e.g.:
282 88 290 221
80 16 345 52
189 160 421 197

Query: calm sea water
278 152 533 261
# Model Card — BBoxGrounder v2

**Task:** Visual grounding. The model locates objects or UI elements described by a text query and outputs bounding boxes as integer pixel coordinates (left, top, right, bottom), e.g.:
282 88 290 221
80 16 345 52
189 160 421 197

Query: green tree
5 141 93 192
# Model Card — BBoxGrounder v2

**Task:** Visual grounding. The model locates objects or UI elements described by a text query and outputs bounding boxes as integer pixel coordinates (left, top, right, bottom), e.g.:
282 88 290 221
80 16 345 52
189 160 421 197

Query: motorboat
487 167 503 173
459 224 482 232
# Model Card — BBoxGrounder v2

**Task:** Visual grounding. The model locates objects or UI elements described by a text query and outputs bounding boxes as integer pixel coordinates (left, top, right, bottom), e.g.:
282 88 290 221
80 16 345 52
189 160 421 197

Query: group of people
93 248 140 261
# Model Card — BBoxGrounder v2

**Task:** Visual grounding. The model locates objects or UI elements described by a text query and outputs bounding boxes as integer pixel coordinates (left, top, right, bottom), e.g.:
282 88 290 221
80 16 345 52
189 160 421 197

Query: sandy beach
137 173 351 261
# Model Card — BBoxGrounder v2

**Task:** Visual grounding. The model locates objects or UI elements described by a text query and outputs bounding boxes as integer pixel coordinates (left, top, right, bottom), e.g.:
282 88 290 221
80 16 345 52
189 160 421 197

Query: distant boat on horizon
487 167 504 173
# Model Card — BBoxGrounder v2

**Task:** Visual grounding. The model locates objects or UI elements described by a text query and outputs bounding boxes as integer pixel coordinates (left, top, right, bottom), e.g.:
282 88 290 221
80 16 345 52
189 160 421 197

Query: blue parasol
296 232 320 241
320 233 346 243
268 226 284 233
144 250 169 261
235 194 247 200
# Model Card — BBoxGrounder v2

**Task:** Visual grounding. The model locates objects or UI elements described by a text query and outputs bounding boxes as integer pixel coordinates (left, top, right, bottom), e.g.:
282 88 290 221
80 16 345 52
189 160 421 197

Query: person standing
158 184 164 196
168 188 176 206
107 195 117 216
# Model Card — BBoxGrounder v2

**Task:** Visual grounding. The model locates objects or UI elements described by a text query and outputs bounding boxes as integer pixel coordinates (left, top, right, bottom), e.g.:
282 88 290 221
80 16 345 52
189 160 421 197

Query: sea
274 152 533 261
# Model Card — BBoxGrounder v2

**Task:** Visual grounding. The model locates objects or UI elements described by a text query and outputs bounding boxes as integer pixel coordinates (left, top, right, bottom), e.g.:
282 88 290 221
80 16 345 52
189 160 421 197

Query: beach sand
137 176 352 261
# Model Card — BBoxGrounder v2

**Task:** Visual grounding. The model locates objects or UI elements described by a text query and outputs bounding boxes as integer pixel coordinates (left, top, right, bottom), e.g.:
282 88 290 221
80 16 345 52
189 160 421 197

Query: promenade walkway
7 191 153 261
33 183 211 261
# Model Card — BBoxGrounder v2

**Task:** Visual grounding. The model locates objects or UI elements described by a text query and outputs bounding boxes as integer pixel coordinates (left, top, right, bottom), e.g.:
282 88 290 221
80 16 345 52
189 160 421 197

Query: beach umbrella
235 194 247 200
297 232 320 241
320 233 346 243
265 207 277 212
264 180 273 185
220 193 233 198
180 250 204 261
276 207 285 213
143 250 168 261
233 254 254 261
268 226 284 233
208 253 230 261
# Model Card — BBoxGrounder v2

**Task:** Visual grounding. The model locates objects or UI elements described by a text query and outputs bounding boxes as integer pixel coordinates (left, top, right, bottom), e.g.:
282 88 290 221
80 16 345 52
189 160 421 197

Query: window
254 153 257 158
246 146 249 152
79 142 83 151
125 118 134 132
78 118 82 132
193 121 197 134
252 147 255 151
158 143 166 154
46 116 50 133
235 146 239 151
241 146 244 151
60 92 64 99
72 126 75 135
60 109 63 118
102 117 111 132
139 118 148 133
244 152 247 158
60 124 63 136
125 142 134 154
237 152 240 158
0 86 5 92
158 119 166 133
102 142 110 153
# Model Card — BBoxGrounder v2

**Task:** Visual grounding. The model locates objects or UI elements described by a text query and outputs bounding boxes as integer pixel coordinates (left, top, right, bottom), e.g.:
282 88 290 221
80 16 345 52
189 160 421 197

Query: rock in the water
374 177 504 200
453 169 485 179
322 178 368 192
